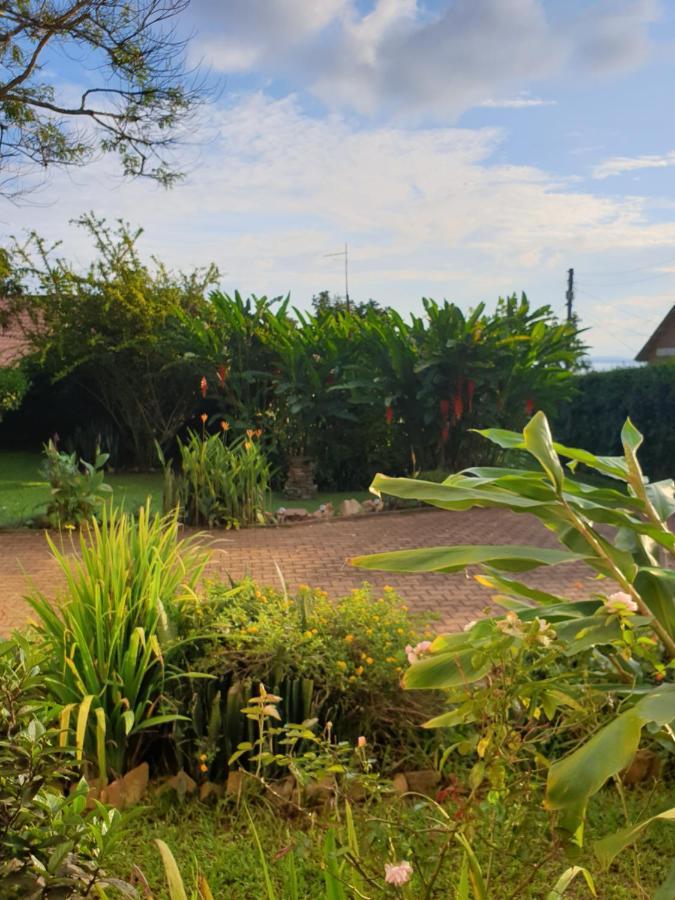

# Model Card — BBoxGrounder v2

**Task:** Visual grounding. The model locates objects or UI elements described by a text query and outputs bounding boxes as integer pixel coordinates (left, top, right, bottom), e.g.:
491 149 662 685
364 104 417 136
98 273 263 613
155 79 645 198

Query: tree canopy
0 0 204 196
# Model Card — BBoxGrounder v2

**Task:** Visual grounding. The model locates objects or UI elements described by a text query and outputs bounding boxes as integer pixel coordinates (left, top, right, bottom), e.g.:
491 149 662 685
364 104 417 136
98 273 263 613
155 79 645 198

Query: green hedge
554 364 675 480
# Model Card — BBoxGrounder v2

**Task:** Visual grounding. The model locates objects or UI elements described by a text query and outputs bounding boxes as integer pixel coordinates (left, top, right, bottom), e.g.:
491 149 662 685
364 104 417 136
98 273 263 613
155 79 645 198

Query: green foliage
195 291 585 485
0 366 29 420
353 412 675 850
172 581 431 779
39 438 112 527
162 428 270 528
554 363 675 479
0 0 204 194
26 505 210 779
7 215 219 464
0 637 132 897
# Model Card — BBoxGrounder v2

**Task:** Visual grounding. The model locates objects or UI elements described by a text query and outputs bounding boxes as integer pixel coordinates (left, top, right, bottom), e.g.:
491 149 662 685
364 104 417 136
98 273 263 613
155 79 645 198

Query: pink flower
405 640 432 664
357 736 367 748
604 591 639 615
384 861 413 886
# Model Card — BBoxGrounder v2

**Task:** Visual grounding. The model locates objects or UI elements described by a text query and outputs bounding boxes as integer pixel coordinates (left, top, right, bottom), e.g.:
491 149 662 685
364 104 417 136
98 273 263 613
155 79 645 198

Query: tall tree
0 0 204 196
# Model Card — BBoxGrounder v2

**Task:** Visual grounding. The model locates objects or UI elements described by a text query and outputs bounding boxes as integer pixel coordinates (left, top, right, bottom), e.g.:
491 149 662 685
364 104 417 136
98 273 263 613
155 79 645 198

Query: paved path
0 508 601 635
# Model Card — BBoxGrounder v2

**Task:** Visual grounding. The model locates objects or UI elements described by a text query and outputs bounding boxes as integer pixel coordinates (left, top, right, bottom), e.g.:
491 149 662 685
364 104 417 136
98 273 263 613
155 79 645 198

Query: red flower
439 398 450 420
453 389 463 421
200 376 208 398
217 364 227 385
440 423 450 443
385 404 394 425
525 398 535 416
466 379 476 412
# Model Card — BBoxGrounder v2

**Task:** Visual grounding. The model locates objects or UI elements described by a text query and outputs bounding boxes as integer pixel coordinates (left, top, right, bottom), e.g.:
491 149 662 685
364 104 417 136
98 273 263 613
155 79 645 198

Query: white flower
384 861 413 886
495 610 524 638
405 640 432 664
604 591 639 615
533 617 556 647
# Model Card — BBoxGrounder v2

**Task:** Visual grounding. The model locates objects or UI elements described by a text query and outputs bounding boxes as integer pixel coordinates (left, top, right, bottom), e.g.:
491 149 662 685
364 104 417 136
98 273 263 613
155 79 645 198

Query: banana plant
352 412 675 846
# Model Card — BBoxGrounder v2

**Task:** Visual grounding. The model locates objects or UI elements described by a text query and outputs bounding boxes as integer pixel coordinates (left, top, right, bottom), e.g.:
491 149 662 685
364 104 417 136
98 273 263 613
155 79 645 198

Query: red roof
0 299 30 366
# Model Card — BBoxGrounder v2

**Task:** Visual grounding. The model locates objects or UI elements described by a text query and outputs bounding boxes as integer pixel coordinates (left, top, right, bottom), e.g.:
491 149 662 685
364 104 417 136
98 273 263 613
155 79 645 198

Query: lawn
0 450 370 527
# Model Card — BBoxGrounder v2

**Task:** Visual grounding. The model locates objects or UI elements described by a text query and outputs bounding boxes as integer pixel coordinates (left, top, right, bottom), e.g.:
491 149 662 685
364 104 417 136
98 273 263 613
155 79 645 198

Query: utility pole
325 243 350 312
566 267 574 322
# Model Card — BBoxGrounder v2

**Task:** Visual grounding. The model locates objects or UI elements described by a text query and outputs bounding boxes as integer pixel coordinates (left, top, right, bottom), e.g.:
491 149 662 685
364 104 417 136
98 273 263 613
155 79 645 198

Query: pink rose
384 861 413 886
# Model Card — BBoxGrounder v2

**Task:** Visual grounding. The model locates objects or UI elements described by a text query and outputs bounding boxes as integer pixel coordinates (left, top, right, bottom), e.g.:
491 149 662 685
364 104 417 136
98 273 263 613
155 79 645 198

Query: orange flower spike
220 420 230 431
246 428 255 438
200 376 208 398
200 413 208 424
255 428 263 438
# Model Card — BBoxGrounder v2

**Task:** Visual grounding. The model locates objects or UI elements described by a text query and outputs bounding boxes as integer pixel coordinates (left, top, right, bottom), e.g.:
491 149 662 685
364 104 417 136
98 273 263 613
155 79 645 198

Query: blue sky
5 0 675 362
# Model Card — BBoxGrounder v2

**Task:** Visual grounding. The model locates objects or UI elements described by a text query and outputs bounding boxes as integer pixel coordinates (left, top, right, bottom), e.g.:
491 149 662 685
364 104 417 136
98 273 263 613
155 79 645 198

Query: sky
4 0 675 363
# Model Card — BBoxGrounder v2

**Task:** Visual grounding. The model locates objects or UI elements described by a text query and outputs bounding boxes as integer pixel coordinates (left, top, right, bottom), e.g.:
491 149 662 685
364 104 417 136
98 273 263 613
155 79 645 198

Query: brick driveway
0 508 600 635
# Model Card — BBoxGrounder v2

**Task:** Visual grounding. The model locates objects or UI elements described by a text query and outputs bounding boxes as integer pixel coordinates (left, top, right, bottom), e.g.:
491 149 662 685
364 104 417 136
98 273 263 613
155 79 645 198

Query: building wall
0 300 30 366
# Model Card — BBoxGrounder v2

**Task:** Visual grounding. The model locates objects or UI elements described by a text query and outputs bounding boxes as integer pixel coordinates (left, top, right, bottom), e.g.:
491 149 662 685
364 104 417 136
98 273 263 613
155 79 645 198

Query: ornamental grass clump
27 504 210 781
162 427 270 528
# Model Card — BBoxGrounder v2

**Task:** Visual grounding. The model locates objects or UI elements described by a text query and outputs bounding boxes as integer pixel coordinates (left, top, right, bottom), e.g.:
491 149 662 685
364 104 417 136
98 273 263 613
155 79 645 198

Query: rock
392 773 409 795
622 749 661 785
339 499 363 517
312 502 334 519
277 507 309 523
199 781 223 802
225 770 244 796
362 498 383 513
159 769 197 799
393 770 440 798
100 762 149 810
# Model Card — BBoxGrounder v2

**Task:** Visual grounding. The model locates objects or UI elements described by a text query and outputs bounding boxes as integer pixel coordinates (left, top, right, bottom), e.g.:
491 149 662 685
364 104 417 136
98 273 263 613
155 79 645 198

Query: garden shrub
0 365 29 421
0 637 130 897
554 362 675 479
162 427 270 528
171 580 436 780
27 505 210 780
354 411 675 863
39 438 112 527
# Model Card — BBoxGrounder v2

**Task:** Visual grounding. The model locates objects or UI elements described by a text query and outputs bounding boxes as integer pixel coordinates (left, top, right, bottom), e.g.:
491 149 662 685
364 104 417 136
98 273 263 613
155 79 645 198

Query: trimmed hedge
554 363 675 480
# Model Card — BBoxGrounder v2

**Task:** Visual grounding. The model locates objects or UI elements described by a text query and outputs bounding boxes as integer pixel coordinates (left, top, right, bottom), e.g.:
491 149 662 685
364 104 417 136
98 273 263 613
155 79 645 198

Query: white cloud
188 0 660 119
5 90 675 363
479 95 557 109
593 151 675 179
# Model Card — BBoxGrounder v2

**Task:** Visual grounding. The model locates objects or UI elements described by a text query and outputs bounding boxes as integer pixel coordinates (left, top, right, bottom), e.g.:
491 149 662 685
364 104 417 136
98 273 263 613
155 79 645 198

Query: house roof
635 304 675 362
0 298 30 366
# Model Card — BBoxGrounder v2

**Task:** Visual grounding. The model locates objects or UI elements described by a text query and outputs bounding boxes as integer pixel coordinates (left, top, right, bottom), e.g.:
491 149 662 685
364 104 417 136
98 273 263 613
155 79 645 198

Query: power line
580 252 675 279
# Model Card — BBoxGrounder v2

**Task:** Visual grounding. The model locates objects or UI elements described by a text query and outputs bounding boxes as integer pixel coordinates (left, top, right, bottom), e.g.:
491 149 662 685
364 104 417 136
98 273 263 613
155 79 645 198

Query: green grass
107 784 675 899
0 451 371 528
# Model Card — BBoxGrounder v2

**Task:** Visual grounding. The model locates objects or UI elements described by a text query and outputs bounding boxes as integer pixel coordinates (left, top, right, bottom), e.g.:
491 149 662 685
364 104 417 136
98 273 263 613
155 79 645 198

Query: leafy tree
0 0 204 196
7 213 218 463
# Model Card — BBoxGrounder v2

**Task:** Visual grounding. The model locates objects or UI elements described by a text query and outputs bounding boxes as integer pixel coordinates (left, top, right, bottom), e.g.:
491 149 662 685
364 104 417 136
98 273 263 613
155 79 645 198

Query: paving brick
0 508 604 636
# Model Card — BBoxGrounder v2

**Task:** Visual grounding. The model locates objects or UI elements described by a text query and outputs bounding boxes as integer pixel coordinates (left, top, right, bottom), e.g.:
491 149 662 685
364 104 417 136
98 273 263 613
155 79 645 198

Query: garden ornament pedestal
283 456 318 499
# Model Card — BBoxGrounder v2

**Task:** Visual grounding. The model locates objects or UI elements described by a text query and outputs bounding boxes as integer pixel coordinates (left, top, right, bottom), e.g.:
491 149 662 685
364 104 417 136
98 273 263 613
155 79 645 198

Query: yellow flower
366 628 373 636
396 628 404 635
386 656 396 663
199 763 208 773
360 652 367 660
311 628 318 635
395 666 402 673
348 675 357 683
199 753 208 761
64 523 76 531
337 660 347 670
247 625 258 633
304 630 313 639
345 634 354 643
355 666 364 676
366 657 374 665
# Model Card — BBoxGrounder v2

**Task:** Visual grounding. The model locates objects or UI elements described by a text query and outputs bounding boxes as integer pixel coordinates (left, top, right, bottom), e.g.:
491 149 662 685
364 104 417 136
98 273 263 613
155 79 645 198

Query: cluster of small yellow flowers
345 634 354 643
355 666 364 676
337 660 347 670
199 753 208 774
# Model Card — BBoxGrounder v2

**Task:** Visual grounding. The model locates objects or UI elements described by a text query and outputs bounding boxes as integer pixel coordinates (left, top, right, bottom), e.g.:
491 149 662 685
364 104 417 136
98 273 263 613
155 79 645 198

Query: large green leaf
369 473 554 512
352 544 586 574
523 412 565 492
546 866 596 899
634 567 675 640
545 685 675 835
403 647 492 690
594 808 675 869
